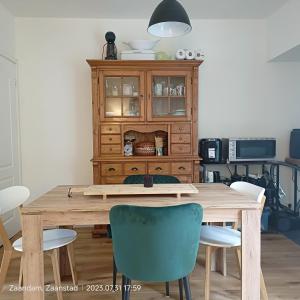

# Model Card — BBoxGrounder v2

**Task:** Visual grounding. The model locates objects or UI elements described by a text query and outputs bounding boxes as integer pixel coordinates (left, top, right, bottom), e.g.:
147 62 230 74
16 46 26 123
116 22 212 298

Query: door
147 70 192 121
0 55 21 242
99 70 145 121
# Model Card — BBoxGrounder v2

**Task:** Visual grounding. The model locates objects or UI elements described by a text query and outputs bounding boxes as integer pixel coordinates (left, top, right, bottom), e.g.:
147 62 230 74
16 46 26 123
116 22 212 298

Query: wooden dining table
20 183 261 300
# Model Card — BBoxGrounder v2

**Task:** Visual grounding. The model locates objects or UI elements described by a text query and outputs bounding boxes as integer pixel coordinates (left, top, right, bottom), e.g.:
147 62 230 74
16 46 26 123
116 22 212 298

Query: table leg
22 215 44 300
241 210 260 300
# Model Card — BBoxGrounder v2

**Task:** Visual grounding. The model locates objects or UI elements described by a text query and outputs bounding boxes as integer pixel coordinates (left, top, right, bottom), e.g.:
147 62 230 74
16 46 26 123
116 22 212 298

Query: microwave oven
229 138 276 162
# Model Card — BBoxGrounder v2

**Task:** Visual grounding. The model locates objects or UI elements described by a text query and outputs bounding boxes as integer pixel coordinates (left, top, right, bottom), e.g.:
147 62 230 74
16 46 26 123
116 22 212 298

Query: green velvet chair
110 174 180 296
110 203 203 300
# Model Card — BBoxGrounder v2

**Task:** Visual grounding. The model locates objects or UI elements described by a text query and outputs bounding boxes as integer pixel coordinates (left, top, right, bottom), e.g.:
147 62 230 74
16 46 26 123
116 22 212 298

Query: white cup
155 83 163 96
207 171 214 183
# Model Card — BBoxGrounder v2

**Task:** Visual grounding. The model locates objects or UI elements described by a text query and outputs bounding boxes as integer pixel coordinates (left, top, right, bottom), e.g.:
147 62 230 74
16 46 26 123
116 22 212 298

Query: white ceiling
0 0 288 19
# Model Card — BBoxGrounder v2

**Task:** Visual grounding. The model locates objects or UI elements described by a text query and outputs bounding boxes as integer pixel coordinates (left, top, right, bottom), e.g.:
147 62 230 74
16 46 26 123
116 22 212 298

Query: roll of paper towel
176 49 186 60
195 49 202 60
185 49 195 60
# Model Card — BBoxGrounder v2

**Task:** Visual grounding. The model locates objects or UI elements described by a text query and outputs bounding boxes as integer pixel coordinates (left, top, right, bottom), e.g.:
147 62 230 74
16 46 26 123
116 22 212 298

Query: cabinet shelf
92 155 200 161
106 96 139 99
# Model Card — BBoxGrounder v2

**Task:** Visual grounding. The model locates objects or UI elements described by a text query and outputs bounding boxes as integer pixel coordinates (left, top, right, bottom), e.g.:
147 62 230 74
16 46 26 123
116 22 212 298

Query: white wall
15 18 300 198
0 2 15 57
267 0 300 61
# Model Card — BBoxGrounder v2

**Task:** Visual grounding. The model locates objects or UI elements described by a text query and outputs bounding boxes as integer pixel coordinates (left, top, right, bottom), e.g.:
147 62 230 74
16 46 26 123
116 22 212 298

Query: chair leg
183 276 192 300
122 275 125 300
18 255 24 287
216 247 227 276
66 244 78 285
0 249 13 292
205 246 212 300
260 269 268 300
113 256 117 290
178 278 184 300
235 247 242 279
165 281 170 296
50 249 63 300
125 277 131 300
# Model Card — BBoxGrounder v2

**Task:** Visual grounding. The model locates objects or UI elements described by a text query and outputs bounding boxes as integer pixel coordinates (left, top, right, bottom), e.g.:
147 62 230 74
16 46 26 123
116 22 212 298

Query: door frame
0 52 22 241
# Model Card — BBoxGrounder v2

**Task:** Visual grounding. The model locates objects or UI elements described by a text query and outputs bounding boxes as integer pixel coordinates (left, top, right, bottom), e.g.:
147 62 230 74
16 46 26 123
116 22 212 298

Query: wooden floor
1 228 300 300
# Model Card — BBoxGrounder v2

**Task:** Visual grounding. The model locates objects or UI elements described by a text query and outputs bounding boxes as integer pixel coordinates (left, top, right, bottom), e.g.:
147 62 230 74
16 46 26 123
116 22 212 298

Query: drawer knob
179 166 186 170
109 128 112 131
109 138 112 141
108 167 115 172
109 148 112 151
155 167 162 171
131 167 138 171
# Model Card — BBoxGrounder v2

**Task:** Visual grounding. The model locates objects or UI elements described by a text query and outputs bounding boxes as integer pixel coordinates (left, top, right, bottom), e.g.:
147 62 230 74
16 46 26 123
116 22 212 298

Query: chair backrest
230 181 266 211
123 175 180 184
0 186 30 250
110 203 203 282
0 186 30 215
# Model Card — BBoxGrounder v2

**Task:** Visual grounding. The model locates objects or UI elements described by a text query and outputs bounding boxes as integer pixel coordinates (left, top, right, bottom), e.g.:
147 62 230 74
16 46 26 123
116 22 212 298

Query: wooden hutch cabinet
87 60 203 184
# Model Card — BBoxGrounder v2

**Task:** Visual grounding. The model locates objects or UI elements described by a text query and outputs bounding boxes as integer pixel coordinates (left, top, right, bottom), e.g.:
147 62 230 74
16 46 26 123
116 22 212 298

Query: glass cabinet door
101 72 144 121
148 71 191 121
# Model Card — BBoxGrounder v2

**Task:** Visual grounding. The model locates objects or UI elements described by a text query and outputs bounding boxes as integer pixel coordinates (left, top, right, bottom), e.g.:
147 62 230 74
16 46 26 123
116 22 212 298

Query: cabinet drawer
101 176 126 184
101 124 121 134
148 162 170 175
101 163 123 176
171 123 191 133
171 144 191 154
101 145 122 154
124 163 146 175
176 175 193 183
171 134 191 144
101 135 121 144
171 162 192 174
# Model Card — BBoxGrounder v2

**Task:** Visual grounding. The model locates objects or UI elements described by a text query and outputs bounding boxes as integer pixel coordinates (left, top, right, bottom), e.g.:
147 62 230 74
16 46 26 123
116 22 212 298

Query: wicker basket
135 142 156 156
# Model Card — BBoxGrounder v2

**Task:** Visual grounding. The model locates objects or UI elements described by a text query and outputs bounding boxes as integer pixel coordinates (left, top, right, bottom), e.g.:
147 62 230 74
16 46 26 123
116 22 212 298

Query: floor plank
1 228 300 299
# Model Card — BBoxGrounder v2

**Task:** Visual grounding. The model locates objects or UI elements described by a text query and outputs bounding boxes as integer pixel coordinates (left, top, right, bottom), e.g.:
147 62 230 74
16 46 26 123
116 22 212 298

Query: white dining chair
200 181 268 300
0 186 78 300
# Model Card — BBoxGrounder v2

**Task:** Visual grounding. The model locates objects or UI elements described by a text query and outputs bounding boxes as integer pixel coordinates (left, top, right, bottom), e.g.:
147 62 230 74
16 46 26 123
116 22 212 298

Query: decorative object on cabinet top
123 40 160 51
176 49 205 61
121 40 160 60
102 31 117 60
120 50 156 60
155 51 172 60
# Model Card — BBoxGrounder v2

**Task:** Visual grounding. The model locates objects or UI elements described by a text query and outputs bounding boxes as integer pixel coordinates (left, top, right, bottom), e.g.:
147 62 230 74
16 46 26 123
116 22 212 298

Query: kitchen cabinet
87 60 203 185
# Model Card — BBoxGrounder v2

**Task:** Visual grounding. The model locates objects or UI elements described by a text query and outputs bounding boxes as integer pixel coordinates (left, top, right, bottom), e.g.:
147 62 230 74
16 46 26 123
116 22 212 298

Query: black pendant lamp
148 0 192 37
